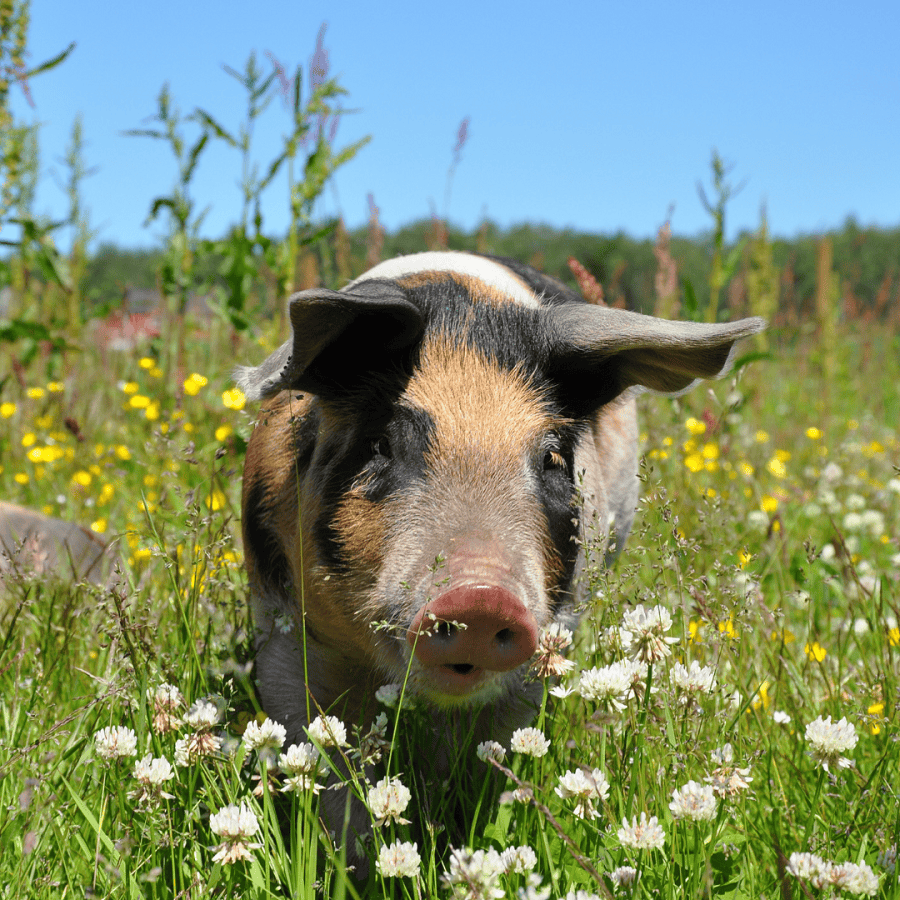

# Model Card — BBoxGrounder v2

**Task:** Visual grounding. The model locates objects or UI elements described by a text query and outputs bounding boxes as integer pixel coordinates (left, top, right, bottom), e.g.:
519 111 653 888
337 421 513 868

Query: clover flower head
531 623 575 678
621 604 678 663
509 727 550 758
617 812 665 851
148 683 185 733
670 660 717 696
242 718 287 753
500 844 537 874
805 715 858 771
578 662 631 708
183 698 220 731
367 775 412 826
95 726 138 761
209 802 261 864
307 714 348 748
376 840 421 878
555 767 610 819
442 846 505 899
279 742 326 793
669 780 718 821
476 740 506 764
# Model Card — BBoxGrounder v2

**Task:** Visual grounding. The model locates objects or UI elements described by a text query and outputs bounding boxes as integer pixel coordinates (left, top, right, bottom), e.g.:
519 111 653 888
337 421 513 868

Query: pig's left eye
543 449 568 473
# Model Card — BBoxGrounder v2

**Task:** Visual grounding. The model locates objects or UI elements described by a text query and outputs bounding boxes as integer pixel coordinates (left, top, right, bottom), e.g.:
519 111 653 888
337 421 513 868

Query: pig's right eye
370 435 392 461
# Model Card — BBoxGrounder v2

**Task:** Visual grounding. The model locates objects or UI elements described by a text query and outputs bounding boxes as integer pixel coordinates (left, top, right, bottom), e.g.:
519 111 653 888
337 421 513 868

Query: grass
0 318 898 899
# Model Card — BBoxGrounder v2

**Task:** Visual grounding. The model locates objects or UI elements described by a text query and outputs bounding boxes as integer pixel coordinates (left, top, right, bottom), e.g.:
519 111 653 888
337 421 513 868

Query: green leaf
193 109 238 147
682 276 699 319
22 41 76 79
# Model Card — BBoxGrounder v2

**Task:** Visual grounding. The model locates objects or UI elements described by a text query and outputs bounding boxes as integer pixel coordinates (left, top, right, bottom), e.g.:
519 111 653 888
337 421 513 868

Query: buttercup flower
805 715 858 771
209 801 261 864
617 812 665 851
377 840 421 878
95 726 138 762
510 727 550 758
367 775 412 826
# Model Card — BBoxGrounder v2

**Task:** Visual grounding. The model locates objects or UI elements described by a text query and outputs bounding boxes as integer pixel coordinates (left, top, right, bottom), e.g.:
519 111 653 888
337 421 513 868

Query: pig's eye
543 449 567 472
370 435 392 460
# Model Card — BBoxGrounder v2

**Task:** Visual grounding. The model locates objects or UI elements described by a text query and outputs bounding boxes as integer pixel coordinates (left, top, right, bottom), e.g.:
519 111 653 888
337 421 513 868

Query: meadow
1 296 898 898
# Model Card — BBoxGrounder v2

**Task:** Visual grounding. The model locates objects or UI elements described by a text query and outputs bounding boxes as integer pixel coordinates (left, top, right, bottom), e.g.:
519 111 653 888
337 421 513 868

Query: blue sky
13 0 900 251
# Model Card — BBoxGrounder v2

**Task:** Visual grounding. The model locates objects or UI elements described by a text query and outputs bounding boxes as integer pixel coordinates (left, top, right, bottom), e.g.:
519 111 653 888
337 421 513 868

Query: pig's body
238 251 762 843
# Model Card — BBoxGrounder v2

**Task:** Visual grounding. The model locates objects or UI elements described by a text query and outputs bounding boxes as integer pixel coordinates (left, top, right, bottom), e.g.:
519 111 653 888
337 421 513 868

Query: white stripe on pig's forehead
347 251 541 309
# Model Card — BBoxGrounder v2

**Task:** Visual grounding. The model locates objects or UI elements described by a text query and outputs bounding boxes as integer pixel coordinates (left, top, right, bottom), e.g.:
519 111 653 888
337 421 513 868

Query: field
0 303 897 900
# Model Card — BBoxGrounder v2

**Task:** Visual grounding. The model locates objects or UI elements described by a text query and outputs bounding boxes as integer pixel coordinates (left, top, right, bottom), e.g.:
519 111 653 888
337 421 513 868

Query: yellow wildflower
766 456 787 479
739 549 752 569
138 357 155 370
115 445 132 461
760 495 778 513
222 387 246 411
121 381 139 395
72 471 92 487
215 424 233 442
183 373 208 396
129 394 150 410
0 401 16 418
685 453 704 473
805 427 822 440
752 680 771 710
804 642 826 662
47 381 64 393
739 461 754 477
26 386 45 400
21 433 36 448
90 518 107 534
868 701 885 735
685 417 706 436
755 430 770 443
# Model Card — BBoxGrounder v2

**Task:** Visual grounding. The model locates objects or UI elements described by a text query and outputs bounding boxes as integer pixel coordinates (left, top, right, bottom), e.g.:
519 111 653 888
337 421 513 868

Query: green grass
1 322 898 899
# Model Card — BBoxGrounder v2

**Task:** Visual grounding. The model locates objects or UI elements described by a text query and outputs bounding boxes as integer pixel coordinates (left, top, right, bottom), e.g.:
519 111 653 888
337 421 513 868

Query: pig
237 251 762 844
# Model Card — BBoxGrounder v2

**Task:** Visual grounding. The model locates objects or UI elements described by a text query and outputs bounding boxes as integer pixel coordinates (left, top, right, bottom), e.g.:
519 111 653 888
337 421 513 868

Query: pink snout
407 585 539 678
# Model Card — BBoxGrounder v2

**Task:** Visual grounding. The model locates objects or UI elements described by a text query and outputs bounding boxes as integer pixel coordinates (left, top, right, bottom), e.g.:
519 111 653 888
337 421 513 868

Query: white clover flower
443 846 505 899
134 753 174 786
279 742 327 793
183 698 220 731
174 731 223 766
376 840 421 878
561 891 603 900
805 715 858 771
531 623 575 678
608 865 639 889
518 873 552 900
887 477 900 495
555 768 610 819
209 801 261 864
670 660 717 696
500 844 537 874
787 852 830 888
829 861 879 895
705 744 753 798
877 845 896 874
621 604 679 663
773 710 791 725
617 812 665 851
375 683 402 707
94 726 138 761
747 509 770 531
578 661 631 708
307 715 348 748
242 718 287 753
131 753 175 803
509 727 550 758
367 776 412 826
669 780 718 821
476 740 507 764
148 683 185 733
549 684 576 699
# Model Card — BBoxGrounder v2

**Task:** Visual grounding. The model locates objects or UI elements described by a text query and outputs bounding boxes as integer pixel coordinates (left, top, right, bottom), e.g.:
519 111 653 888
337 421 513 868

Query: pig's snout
407 585 539 678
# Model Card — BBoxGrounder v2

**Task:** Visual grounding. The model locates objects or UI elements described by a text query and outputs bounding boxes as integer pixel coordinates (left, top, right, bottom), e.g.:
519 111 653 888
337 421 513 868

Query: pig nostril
494 628 513 645
448 663 474 675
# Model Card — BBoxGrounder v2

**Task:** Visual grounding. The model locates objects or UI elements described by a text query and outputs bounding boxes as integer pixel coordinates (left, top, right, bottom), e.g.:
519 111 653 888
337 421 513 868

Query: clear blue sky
13 0 900 251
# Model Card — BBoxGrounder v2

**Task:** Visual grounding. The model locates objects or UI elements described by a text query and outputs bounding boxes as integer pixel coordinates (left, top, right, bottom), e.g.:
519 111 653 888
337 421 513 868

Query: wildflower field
1 309 898 899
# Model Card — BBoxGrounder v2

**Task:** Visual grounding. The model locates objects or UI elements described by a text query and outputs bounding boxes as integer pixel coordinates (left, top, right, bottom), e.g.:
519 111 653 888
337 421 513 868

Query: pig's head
238 253 763 720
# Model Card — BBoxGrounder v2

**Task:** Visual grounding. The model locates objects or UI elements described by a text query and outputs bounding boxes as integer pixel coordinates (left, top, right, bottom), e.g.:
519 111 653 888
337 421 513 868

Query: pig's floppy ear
546 304 765 414
236 281 424 400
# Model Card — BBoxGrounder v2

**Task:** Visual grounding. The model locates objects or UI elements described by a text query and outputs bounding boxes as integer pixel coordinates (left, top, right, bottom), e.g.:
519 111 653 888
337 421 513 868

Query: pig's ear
546 304 765 413
236 281 424 400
